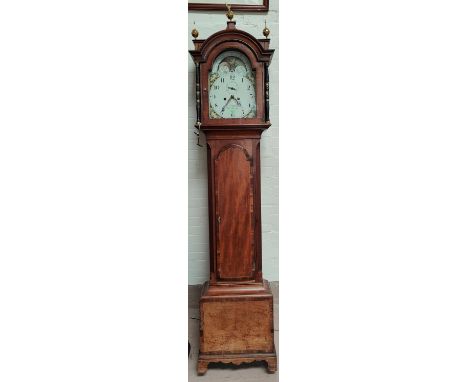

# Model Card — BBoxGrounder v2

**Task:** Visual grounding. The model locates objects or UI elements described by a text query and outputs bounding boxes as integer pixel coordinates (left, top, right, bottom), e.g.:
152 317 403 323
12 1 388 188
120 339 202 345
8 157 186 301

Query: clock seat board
189 18 276 375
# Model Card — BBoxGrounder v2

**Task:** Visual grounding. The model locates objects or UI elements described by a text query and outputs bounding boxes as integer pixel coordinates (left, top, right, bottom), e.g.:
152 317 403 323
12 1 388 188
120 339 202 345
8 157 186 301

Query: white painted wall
188 0 279 285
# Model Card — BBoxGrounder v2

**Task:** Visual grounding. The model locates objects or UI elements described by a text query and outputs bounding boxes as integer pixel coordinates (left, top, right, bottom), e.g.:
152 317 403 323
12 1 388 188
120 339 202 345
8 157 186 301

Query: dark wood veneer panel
215 145 254 280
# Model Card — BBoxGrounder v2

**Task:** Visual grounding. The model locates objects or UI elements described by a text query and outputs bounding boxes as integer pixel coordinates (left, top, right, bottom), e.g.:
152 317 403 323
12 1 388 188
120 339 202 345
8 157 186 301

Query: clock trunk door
215 144 255 281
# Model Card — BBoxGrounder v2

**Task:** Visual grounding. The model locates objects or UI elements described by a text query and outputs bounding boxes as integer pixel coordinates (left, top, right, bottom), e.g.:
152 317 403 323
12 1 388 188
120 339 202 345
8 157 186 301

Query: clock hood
189 20 274 66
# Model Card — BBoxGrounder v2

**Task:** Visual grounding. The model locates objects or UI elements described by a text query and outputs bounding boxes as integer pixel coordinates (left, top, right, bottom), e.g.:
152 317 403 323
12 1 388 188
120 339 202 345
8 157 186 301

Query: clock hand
230 95 243 109
221 95 235 112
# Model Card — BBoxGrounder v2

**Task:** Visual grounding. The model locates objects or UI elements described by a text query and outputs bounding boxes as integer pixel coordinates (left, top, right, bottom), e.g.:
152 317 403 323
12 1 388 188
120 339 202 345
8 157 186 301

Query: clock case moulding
189 19 276 375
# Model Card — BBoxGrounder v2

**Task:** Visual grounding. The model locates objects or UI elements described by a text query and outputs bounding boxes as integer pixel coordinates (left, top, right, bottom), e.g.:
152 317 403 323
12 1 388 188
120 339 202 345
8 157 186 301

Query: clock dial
209 51 256 119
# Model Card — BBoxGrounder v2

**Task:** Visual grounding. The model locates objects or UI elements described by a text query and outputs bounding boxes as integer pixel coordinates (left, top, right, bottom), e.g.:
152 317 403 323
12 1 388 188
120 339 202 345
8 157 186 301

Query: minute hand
221 95 235 112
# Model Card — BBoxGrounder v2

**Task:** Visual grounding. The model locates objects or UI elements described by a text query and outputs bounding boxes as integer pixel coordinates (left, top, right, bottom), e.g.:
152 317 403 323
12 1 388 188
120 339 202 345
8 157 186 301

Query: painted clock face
208 50 256 119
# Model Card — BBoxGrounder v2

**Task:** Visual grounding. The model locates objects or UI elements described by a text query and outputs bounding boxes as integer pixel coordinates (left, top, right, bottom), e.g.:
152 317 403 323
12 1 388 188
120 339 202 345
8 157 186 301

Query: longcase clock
189 10 276 375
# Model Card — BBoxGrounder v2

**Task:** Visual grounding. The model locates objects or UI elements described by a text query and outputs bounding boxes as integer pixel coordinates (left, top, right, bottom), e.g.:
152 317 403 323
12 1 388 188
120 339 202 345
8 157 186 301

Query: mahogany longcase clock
189 11 276 375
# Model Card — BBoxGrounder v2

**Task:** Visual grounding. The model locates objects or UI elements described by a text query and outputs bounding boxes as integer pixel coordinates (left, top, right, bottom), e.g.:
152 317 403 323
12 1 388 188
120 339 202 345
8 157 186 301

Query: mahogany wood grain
198 280 277 375
201 299 273 353
215 144 255 280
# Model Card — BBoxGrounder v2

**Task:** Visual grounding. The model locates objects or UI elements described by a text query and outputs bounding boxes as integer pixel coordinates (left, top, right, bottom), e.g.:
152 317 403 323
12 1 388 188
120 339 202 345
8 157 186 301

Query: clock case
189 20 276 375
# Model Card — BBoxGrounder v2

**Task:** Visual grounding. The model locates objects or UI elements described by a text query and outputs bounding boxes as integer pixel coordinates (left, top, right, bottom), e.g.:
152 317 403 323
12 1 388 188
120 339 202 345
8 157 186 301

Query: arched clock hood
190 20 275 130
189 20 274 65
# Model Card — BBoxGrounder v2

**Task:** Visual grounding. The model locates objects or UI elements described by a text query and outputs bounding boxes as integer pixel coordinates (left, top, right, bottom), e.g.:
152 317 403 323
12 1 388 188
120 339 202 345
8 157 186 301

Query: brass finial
226 3 234 21
191 21 199 39
263 19 270 38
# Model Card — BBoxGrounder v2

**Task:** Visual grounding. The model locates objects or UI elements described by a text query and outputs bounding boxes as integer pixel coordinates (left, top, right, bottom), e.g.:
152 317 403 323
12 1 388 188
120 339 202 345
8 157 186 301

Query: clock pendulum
189 8 276 375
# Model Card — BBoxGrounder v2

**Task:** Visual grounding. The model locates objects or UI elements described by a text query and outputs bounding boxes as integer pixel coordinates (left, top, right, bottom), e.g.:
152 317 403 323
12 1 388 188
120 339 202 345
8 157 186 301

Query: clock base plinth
197 351 278 376
197 280 277 375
